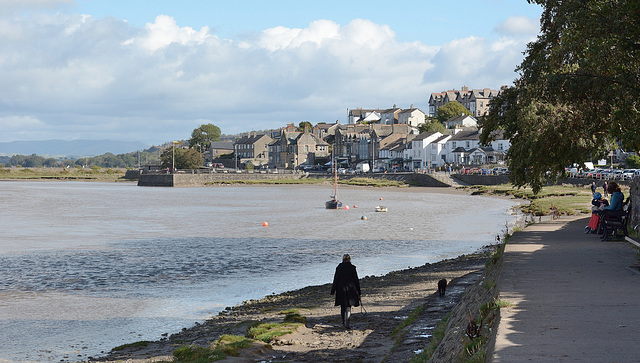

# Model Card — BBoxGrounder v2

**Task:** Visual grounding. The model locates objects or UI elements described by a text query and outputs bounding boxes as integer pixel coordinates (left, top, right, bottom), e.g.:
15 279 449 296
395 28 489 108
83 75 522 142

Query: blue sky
0 0 542 146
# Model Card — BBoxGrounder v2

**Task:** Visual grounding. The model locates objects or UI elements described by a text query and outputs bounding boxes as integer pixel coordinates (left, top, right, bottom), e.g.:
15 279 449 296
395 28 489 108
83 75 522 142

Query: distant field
0 167 129 181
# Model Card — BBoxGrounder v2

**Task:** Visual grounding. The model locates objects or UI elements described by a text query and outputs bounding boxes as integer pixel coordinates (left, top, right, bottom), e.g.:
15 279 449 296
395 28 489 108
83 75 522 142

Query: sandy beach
96 250 495 362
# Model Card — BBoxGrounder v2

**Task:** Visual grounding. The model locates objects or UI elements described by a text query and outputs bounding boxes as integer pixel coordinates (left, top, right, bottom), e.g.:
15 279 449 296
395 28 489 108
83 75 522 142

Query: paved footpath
489 216 640 363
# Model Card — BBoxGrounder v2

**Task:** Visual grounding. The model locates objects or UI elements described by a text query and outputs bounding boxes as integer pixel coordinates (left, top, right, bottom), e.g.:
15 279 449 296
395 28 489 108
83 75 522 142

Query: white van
355 162 370 173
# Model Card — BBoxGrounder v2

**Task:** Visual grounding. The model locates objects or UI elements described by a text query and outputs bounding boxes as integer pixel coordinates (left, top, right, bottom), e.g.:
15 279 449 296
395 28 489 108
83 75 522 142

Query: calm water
0 181 518 362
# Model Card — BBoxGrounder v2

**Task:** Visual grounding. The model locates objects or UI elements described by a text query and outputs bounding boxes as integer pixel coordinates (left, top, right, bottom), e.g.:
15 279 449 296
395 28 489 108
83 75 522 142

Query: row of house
205 117 510 171
347 105 426 128
428 86 502 118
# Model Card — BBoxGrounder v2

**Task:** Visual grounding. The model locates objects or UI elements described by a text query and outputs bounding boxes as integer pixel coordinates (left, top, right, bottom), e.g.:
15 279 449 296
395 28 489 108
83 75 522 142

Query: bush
626 154 640 168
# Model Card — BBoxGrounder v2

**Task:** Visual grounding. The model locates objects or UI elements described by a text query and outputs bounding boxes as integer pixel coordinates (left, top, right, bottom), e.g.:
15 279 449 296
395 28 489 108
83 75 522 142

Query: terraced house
428 86 502 117
268 127 329 169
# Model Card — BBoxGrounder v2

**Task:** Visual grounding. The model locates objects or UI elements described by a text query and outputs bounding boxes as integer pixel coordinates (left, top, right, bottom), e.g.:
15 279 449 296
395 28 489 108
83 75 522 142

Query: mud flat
95 251 495 362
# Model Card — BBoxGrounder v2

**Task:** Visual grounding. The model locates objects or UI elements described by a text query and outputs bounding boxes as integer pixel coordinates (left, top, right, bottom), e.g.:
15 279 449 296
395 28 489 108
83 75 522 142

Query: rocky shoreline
95 250 497 362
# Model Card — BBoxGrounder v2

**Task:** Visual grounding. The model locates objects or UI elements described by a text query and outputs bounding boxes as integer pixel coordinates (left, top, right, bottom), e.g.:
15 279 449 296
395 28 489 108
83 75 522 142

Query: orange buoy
379 197 383 200
263 221 268 227
344 205 350 210
353 205 358 208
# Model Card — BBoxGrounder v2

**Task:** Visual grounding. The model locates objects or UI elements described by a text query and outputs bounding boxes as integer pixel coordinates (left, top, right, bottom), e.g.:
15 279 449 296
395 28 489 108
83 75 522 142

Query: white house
410 132 444 170
348 109 381 124
443 129 510 165
444 115 478 129
379 106 402 125
425 134 452 167
398 107 426 128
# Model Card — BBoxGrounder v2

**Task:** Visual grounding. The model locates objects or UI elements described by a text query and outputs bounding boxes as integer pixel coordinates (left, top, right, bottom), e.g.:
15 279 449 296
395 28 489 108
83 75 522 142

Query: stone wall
138 171 451 188
453 174 510 186
630 179 639 231
138 172 307 187
138 174 174 187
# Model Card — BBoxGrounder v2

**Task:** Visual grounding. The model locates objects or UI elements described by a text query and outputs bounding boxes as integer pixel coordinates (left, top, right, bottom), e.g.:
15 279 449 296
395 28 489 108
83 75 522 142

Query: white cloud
132 15 214 52
494 15 539 37
0 13 534 144
0 115 45 129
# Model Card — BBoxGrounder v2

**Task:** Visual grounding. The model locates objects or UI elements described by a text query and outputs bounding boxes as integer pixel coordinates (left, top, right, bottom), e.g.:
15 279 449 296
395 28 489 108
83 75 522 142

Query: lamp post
172 141 176 173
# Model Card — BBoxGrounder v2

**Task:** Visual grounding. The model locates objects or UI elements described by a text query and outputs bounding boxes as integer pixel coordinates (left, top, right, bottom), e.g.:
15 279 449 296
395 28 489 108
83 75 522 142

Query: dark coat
331 261 361 307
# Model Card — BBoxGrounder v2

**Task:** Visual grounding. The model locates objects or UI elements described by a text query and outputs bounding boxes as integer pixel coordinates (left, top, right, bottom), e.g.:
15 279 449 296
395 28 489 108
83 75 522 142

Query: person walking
603 181 609 198
590 182 596 194
330 254 361 329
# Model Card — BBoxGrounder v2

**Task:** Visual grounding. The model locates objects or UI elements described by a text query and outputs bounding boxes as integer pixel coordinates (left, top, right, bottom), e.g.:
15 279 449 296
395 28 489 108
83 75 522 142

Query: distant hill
0 139 151 157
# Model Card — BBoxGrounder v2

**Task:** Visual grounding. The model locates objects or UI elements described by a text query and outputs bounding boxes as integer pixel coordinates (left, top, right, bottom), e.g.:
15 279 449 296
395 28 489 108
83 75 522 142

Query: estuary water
0 181 518 362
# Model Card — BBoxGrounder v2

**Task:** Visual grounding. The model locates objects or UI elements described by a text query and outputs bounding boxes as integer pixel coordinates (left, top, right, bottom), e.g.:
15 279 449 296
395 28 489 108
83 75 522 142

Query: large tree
161 147 204 170
481 0 640 192
418 119 446 134
188 123 221 152
437 101 471 123
297 121 313 132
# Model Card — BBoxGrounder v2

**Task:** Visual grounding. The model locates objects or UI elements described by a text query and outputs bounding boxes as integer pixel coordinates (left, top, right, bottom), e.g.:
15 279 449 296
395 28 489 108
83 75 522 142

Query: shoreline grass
465 184 596 216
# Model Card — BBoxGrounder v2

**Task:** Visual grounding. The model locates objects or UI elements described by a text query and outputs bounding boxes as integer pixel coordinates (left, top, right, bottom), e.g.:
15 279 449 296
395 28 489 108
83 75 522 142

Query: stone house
429 86 501 118
204 141 234 164
379 106 402 125
234 133 273 167
269 129 329 169
334 124 414 167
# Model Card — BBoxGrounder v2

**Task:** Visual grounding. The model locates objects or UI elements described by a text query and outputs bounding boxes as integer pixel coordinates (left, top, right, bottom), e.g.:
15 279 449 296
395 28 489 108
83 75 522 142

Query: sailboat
325 156 342 209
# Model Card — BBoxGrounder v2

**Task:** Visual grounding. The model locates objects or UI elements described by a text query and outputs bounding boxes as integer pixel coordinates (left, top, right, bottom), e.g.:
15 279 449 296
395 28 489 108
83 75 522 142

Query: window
452 142 456 148
466 141 470 148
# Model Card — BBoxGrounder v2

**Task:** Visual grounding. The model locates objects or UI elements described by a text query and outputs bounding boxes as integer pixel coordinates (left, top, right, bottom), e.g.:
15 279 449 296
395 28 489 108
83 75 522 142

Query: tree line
1 147 163 169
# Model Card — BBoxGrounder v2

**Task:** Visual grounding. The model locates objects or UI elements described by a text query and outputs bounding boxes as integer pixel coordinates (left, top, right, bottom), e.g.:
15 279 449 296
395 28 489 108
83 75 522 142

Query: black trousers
340 305 351 326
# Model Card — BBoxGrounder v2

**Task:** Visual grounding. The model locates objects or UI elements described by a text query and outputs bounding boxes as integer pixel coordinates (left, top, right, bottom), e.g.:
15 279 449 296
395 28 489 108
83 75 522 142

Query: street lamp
172 141 176 173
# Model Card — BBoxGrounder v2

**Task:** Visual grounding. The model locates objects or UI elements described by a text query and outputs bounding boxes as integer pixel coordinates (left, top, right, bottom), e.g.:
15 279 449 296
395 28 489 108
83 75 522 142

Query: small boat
375 205 388 212
326 154 342 209
326 198 343 209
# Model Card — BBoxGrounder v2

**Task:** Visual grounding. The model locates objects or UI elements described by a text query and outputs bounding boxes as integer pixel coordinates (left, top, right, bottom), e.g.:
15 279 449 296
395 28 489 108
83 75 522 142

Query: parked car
611 169 624 180
623 169 637 180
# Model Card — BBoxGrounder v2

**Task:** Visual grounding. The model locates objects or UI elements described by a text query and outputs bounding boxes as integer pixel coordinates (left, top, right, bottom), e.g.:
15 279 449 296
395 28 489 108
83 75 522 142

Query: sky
0 0 542 146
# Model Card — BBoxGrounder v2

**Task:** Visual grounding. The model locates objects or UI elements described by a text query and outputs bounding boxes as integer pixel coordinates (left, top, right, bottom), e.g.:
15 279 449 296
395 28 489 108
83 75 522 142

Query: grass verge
466 184 595 216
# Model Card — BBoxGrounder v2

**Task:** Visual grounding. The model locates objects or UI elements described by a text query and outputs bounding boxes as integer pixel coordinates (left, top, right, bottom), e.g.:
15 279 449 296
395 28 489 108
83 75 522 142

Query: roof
210 141 234 150
414 132 440 141
398 107 425 115
433 135 451 143
446 114 477 123
235 134 271 145
450 130 480 141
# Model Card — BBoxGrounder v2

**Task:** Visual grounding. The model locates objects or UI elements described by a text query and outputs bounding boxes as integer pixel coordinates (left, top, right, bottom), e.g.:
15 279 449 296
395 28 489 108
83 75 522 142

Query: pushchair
584 192 608 234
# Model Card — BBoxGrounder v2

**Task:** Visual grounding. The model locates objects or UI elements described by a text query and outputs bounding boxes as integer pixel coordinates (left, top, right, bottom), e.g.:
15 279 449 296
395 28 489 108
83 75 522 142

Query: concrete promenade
489 216 640 363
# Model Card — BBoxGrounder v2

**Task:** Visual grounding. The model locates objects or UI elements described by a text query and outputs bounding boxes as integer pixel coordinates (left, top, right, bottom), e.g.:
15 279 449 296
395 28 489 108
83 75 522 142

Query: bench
600 197 632 241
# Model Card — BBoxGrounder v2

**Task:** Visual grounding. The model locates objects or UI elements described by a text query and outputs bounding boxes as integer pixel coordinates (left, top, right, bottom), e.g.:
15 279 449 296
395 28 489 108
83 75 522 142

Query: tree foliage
160 146 204 170
189 123 221 151
437 101 471 123
297 121 313 132
418 119 446 134
480 0 640 193
626 154 640 168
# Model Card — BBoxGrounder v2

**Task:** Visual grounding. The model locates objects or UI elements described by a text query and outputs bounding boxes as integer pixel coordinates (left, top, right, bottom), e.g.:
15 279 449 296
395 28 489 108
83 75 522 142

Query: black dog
437 279 447 296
